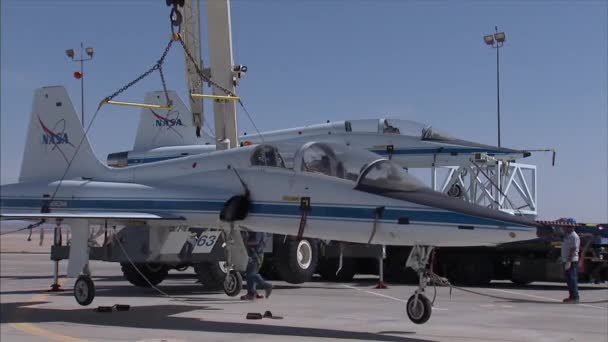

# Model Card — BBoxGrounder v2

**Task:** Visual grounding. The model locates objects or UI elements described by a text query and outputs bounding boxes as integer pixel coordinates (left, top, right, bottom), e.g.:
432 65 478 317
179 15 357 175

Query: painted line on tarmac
341 284 448 310
11 323 91 342
488 288 606 310
10 277 91 342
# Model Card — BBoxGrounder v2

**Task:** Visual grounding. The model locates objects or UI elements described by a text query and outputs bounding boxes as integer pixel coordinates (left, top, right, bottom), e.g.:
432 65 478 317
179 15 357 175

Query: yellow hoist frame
190 93 240 101
103 100 172 110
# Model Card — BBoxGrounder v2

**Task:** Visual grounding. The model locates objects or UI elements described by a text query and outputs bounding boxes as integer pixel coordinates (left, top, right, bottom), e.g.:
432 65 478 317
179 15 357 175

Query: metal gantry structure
180 0 244 150
431 158 537 218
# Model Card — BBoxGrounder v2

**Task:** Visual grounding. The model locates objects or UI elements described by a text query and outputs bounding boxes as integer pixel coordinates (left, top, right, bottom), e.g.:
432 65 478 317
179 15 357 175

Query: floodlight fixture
483 35 495 46
494 32 506 43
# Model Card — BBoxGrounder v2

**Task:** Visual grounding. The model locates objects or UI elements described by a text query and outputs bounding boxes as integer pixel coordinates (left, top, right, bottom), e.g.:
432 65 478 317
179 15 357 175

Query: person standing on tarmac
561 224 580 303
240 231 273 301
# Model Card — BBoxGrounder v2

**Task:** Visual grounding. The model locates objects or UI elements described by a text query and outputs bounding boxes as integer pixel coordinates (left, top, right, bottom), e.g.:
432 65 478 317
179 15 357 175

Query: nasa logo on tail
151 109 184 127
38 116 74 147
150 109 184 138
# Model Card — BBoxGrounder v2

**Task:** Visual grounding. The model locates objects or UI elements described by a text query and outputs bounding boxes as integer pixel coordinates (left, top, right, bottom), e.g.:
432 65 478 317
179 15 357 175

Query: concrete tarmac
1 253 607 342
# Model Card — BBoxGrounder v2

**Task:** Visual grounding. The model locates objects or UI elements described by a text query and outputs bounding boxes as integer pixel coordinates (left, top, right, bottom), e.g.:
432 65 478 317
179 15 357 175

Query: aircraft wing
0 212 185 221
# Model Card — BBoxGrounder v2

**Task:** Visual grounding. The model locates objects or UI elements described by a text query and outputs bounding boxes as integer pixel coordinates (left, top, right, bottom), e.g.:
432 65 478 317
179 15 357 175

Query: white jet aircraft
107 91 530 168
0 86 549 324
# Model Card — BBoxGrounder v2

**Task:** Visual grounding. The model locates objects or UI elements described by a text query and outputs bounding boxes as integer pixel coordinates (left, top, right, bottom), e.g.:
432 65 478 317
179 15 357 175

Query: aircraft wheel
406 293 432 324
223 271 242 297
120 263 169 287
274 238 319 284
74 275 95 306
194 261 228 290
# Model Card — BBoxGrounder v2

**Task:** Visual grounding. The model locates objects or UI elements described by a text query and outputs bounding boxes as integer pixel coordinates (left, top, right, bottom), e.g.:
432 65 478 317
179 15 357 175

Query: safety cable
44 38 177 208
114 232 172 298
0 219 45 236
426 270 608 304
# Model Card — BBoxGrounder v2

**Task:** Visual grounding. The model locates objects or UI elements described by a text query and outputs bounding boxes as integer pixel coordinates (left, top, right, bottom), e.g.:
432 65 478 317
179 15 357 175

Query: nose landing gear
404 245 437 324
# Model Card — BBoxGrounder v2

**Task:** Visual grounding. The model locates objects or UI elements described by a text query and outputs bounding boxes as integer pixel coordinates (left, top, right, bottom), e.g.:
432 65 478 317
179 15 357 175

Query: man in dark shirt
240 231 273 300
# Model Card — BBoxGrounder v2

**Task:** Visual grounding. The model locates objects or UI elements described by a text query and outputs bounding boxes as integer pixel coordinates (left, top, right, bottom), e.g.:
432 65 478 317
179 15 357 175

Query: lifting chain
177 36 237 99
101 39 174 108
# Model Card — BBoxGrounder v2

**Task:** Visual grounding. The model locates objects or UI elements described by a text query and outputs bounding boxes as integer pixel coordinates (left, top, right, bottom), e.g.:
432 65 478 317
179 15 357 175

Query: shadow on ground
0 301 428 341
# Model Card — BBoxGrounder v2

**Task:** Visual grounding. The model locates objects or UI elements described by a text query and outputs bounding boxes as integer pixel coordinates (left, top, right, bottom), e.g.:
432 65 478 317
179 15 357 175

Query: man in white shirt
561 225 580 303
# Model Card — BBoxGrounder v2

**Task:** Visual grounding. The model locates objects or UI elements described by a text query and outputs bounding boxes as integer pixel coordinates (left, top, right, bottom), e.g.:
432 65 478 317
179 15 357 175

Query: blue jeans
246 257 269 295
564 263 579 300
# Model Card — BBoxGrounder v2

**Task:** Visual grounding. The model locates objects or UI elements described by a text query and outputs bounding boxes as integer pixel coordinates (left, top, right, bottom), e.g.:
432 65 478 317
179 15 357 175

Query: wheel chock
262 310 284 319
94 306 113 313
48 284 63 292
375 281 388 289
113 304 131 311
246 312 263 320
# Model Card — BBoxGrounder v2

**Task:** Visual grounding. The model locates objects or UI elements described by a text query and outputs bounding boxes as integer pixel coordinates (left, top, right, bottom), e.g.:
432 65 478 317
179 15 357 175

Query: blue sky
1 0 607 222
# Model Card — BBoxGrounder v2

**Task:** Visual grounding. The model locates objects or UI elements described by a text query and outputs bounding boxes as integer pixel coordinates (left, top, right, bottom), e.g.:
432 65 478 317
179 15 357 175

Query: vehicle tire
273 238 319 284
120 262 169 288
317 257 356 282
406 293 432 324
449 256 492 286
175 265 189 272
385 246 418 284
259 256 280 280
74 275 95 306
223 271 243 297
194 261 227 291
510 276 532 286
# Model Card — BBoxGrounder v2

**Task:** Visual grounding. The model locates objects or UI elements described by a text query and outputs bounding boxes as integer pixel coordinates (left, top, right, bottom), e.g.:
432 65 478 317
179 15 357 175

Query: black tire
175 265 189 272
385 246 418 284
450 256 493 286
274 238 319 284
317 257 356 282
510 277 532 286
223 271 243 297
194 261 227 291
120 263 169 288
259 256 280 280
74 275 95 306
406 293 432 324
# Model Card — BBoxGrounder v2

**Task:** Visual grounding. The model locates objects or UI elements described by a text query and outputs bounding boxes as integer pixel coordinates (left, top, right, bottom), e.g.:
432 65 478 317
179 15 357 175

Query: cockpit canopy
250 144 286 168
357 159 426 192
293 142 428 191
343 118 454 141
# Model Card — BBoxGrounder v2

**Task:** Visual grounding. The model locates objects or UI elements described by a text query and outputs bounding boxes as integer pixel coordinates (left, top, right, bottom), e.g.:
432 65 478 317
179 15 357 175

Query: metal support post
49 222 63 292
375 245 388 289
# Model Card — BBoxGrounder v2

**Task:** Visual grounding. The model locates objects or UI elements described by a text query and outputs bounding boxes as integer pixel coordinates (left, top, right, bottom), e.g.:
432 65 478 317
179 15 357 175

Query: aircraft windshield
344 118 454 140
296 142 383 182
250 145 286 168
357 159 426 192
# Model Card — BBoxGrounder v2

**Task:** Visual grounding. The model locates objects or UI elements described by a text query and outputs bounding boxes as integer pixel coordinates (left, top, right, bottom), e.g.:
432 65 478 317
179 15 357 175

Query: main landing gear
404 245 435 324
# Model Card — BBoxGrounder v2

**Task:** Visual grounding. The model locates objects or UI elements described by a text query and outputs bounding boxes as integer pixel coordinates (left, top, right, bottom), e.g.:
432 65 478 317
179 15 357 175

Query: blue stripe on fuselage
370 147 507 156
0 197 532 230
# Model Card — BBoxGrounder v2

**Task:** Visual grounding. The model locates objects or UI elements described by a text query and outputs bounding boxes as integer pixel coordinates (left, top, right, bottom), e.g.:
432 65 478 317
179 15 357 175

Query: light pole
66 43 94 127
483 27 506 147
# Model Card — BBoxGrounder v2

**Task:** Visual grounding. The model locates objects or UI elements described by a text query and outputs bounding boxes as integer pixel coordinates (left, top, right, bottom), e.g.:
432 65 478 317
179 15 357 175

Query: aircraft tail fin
19 86 109 183
133 91 212 150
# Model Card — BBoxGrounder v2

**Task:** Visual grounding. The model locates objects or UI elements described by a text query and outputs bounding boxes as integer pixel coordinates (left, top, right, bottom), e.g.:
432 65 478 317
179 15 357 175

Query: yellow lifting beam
190 93 240 101
103 100 172 110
